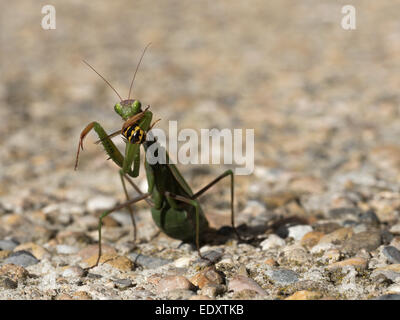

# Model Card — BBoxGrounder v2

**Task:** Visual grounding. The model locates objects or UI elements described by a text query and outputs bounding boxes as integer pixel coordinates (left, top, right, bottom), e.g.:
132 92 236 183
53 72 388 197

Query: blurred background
1 0 400 232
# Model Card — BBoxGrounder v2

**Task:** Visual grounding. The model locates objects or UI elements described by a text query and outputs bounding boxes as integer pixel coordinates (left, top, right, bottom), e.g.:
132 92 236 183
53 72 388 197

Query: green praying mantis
74 44 242 268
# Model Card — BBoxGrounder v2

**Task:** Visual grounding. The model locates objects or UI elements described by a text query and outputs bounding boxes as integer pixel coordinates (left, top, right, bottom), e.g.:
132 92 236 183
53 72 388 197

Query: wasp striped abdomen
122 124 145 144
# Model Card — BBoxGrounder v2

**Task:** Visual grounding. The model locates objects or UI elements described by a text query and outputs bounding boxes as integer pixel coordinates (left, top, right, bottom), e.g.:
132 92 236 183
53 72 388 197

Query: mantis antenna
128 42 152 100
82 60 123 101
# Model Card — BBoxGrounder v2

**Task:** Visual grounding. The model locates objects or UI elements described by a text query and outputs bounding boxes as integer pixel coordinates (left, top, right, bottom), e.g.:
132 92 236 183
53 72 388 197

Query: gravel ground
1 0 400 300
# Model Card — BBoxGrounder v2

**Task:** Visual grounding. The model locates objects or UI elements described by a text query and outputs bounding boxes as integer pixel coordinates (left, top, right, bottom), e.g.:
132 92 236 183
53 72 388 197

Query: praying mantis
74 44 241 268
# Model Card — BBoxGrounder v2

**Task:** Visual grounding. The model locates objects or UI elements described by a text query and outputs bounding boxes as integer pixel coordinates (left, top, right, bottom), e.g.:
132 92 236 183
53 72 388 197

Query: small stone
56 294 73 300
327 257 368 271
313 222 341 234
264 258 278 266
260 234 285 250
0 250 11 260
84 253 133 271
341 230 382 255
129 253 172 268
72 291 92 300
382 246 400 264
228 275 266 296
373 294 400 300
285 290 322 300
200 283 226 298
318 227 353 245
322 249 341 263
288 225 313 241
78 244 116 260
390 224 400 235
164 289 196 300
13 242 49 260
372 264 400 282
157 276 196 293
263 191 299 209
0 264 29 282
266 269 299 286
359 210 380 225
4 251 39 267
87 196 117 212
301 231 324 248
386 284 400 295
194 250 223 267
62 266 85 278
0 276 18 289
283 245 310 264
310 242 335 254
113 278 133 289
190 266 224 289
0 239 19 251
57 245 79 255
174 257 193 268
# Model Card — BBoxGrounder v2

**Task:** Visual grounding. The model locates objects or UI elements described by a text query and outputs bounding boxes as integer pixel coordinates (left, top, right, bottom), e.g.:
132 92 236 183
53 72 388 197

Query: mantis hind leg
164 192 210 261
88 193 151 269
191 169 242 241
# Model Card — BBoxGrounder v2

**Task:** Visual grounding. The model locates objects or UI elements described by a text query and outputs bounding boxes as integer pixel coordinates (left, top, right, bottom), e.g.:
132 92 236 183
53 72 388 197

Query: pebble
322 249 341 263
129 253 172 269
157 276 196 293
78 244 116 260
310 242 335 254
282 245 311 264
190 266 224 289
372 264 400 282
266 269 299 286
72 291 92 300
318 227 353 245
13 242 50 260
359 210 380 226
327 257 368 271
62 266 86 278
194 250 223 267
0 276 18 289
300 231 324 248
0 239 19 251
0 264 29 282
285 290 322 300
288 225 313 241
0 250 11 260
56 245 79 255
341 230 382 255
390 224 400 235
373 294 400 300
84 253 134 271
263 191 298 209
260 234 285 250
87 196 117 212
113 278 133 289
4 250 39 267
174 257 194 268
164 289 196 300
382 246 400 264
228 275 266 296
386 284 400 295
200 283 226 298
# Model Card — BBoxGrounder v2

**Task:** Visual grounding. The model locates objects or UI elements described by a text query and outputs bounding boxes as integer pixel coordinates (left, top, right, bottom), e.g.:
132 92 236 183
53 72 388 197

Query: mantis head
114 99 142 120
